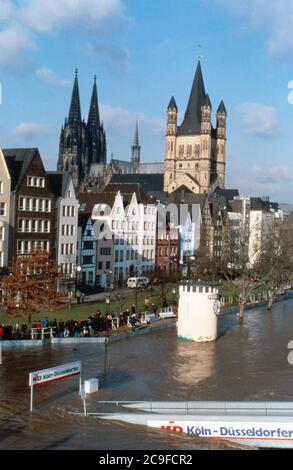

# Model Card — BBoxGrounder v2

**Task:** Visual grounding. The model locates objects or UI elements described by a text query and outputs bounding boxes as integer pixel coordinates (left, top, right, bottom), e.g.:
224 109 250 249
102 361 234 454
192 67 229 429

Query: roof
177 61 206 136
109 173 165 199
167 186 208 210
78 192 117 214
213 188 239 202
132 120 139 147
68 70 81 125
228 199 243 214
3 148 38 191
47 171 72 198
168 96 178 111
250 197 280 212
104 182 151 204
87 76 100 128
178 279 220 287
217 100 227 115
203 93 212 108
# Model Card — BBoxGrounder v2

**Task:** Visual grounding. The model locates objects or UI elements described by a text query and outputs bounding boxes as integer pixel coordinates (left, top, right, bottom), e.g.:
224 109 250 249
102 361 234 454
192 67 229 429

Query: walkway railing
31 327 56 340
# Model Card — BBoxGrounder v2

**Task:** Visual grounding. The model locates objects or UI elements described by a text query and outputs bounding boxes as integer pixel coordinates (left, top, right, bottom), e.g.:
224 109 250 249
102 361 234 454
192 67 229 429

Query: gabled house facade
3 148 55 263
47 171 79 291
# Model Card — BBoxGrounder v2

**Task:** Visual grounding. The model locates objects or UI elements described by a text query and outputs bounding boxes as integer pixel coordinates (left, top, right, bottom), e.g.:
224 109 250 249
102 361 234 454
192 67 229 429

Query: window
0 225 4 240
120 250 124 262
106 261 111 270
100 247 111 255
115 251 119 262
19 197 24 210
82 256 93 265
0 203 6 216
44 200 51 212
84 241 93 250
44 220 50 232
27 176 45 188
0 182 3 194
98 261 103 270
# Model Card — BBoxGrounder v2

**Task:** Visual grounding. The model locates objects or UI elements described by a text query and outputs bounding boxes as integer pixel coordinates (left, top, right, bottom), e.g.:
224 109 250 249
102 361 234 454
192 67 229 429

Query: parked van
127 277 149 289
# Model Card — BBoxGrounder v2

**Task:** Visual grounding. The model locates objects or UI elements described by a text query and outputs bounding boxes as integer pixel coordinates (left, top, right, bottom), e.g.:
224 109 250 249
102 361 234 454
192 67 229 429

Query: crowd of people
0 304 158 340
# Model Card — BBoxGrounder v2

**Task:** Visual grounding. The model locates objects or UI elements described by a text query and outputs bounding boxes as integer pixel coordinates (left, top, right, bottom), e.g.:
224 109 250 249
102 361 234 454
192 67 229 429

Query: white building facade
0 149 11 268
92 191 157 283
48 173 79 290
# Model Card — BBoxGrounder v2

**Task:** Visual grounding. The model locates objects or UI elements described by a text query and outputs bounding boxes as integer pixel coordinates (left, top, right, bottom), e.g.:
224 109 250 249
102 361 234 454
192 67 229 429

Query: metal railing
31 327 56 340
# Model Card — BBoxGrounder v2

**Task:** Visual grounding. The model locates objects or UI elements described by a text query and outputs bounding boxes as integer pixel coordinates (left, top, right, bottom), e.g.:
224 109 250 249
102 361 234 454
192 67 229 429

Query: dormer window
27 176 45 188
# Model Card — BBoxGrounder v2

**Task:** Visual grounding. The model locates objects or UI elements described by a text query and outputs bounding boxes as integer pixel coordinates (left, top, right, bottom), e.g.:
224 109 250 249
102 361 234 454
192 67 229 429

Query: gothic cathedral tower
57 71 106 192
164 61 227 194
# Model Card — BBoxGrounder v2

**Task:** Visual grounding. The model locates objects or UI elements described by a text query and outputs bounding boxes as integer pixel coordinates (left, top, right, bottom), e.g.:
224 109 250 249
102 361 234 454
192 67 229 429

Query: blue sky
0 0 293 202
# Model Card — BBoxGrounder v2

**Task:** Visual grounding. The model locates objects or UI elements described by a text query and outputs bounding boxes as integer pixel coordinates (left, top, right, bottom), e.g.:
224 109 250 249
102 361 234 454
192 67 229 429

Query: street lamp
68 265 81 309
105 293 110 314
172 287 176 306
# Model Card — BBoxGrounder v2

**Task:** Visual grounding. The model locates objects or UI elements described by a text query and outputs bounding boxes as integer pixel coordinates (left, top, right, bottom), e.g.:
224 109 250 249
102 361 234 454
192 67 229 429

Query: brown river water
1 298 293 450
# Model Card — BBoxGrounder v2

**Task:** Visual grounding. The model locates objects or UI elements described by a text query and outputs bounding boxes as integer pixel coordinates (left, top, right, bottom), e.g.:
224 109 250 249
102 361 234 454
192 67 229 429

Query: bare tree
217 216 273 322
255 217 293 310
0 248 62 316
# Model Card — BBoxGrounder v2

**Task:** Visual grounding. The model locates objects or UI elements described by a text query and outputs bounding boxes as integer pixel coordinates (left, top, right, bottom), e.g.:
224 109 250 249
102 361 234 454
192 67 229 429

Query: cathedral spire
68 69 82 125
131 120 141 170
87 74 100 128
133 119 139 146
178 60 206 135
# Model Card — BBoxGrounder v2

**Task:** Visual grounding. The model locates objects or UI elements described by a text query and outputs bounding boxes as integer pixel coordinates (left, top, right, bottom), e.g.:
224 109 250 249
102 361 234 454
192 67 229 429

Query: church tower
163 61 227 195
131 120 141 172
85 75 107 173
57 69 86 191
58 71 107 192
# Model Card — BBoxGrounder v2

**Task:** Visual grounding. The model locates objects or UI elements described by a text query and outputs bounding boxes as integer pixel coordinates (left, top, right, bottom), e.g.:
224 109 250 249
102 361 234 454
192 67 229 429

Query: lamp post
172 287 176 306
135 264 139 313
105 294 110 315
117 292 122 313
104 293 111 383
68 265 81 309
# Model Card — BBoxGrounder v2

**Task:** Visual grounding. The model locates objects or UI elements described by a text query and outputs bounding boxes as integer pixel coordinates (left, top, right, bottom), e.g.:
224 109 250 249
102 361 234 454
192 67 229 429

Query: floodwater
1 298 293 450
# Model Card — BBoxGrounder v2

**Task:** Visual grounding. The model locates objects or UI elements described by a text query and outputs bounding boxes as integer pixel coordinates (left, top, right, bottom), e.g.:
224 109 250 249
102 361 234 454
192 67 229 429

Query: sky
0 0 293 202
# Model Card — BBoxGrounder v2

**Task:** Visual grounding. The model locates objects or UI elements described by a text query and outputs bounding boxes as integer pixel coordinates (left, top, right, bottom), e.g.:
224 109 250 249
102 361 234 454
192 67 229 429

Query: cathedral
57 62 226 196
57 71 163 192
164 61 227 195
57 70 107 191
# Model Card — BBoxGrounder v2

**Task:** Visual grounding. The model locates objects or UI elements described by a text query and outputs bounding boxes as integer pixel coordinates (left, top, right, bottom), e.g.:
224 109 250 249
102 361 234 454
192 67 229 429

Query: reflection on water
173 341 216 385
1 299 293 449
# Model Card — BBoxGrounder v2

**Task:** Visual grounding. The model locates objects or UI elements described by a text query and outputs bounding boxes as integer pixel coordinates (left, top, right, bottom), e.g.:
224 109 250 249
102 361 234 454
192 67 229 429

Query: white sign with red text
29 361 81 387
148 419 293 442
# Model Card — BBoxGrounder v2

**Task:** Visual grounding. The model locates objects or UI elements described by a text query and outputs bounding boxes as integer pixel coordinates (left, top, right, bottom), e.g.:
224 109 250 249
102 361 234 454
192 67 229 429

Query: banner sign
29 361 81 387
148 419 293 442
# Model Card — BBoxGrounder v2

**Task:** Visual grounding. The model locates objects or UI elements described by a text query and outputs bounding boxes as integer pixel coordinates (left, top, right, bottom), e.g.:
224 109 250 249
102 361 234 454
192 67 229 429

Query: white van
127 277 149 289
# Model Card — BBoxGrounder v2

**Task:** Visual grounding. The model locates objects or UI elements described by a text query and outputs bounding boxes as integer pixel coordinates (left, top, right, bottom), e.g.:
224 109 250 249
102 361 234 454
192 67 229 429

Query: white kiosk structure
177 280 220 342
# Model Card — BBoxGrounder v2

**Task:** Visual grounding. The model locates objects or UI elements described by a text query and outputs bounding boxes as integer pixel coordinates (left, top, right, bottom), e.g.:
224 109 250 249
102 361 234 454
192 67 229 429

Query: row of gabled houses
0 146 284 292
